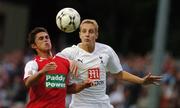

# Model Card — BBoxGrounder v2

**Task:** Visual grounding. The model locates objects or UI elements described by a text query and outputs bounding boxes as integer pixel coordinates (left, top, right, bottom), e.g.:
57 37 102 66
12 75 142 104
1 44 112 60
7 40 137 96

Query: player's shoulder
62 44 79 52
54 55 69 61
54 55 70 66
56 44 80 60
96 42 113 50
25 59 37 67
57 44 78 56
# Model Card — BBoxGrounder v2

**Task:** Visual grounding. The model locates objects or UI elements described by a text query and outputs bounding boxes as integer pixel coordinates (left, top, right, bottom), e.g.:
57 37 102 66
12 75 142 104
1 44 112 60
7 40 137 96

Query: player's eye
82 29 86 33
38 35 49 40
39 37 44 40
89 29 95 34
45 35 49 39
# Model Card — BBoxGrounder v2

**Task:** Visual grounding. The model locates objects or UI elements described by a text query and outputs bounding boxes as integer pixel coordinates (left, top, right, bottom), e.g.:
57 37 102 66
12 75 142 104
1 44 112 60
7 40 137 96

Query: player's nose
84 32 90 37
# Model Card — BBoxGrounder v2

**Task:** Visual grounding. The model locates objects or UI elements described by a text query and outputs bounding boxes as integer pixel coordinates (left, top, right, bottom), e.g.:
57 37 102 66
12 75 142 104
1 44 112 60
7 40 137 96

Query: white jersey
56 42 123 105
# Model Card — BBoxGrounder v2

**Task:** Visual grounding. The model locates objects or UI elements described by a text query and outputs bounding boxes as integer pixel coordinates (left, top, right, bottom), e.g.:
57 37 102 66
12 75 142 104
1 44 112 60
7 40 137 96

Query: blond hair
80 19 99 32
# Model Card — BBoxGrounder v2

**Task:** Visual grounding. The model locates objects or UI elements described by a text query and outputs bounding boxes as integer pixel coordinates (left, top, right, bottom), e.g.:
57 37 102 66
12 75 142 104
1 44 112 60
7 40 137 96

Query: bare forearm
67 83 87 94
67 80 93 94
118 71 144 84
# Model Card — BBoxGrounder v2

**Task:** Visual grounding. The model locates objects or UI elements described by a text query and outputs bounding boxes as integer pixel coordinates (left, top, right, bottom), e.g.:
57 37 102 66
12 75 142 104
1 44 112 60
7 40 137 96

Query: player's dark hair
28 27 49 54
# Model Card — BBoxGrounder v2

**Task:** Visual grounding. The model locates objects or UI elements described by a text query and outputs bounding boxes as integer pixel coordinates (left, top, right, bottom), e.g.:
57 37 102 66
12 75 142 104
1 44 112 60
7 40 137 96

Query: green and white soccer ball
56 7 81 33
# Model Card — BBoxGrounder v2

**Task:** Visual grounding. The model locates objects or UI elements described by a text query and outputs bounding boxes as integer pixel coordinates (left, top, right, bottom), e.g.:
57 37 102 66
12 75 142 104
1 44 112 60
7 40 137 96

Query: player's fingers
72 66 78 77
84 79 94 87
49 62 56 66
153 82 160 86
69 60 77 73
144 73 152 79
75 66 78 77
90 82 95 86
48 62 57 67
147 73 152 77
48 63 57 70
88 79 95 86
150 76 163 79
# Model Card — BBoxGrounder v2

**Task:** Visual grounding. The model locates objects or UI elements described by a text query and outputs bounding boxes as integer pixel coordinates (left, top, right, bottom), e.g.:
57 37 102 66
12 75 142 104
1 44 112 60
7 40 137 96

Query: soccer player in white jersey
56 19 162 108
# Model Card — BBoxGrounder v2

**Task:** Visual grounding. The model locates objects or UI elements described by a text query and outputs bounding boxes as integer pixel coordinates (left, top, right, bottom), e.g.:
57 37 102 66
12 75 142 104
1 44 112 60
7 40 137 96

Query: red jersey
26 55 70 108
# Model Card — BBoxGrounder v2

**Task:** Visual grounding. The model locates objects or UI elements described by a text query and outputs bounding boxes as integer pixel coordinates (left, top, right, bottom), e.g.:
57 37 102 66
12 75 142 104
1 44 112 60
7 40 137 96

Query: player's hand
142 73 162 85
41 62 57 74
69 60 78 77
82 79 95 88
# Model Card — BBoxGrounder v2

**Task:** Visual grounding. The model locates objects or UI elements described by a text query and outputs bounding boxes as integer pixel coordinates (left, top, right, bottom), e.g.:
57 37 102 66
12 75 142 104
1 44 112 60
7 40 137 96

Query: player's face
79 23 98 46
32 32 52 52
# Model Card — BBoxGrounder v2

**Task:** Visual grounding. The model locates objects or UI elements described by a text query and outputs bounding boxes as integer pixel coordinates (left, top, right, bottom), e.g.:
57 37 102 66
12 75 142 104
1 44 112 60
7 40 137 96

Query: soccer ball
56 7 81 33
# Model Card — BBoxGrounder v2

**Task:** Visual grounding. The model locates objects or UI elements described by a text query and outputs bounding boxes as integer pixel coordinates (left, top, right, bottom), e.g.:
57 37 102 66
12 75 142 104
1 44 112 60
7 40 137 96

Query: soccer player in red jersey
23 27 93 108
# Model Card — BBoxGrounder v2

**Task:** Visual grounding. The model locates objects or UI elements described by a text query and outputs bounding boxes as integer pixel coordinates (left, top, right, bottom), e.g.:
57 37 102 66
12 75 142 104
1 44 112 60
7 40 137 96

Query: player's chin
44 44 52 49
43 47 51 51
83 40 91 45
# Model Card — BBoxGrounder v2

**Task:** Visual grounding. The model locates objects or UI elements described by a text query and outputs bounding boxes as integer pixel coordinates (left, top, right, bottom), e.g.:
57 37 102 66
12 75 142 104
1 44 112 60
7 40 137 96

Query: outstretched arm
118 71 162 85
67 79 94 94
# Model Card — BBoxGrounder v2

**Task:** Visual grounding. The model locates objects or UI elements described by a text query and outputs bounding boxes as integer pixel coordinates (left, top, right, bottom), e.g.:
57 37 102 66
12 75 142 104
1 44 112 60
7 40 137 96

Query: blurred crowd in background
0 49 179 108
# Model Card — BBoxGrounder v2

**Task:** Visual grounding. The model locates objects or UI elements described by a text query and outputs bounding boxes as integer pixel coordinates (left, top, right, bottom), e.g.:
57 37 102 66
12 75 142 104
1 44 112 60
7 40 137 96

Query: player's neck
37 51 52 58
79 43 95 53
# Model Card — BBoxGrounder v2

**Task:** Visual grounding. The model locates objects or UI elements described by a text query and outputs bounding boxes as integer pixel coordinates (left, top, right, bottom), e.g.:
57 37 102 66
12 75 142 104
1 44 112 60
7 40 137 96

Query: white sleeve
24 60 38 79
107 46 123 74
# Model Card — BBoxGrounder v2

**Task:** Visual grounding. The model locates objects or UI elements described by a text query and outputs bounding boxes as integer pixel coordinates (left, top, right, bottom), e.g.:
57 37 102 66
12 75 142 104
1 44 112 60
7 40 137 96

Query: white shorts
69 102 114 108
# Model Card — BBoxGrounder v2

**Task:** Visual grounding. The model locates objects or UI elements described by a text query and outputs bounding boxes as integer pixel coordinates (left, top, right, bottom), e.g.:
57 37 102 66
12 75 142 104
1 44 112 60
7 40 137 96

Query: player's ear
31 44 37 49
